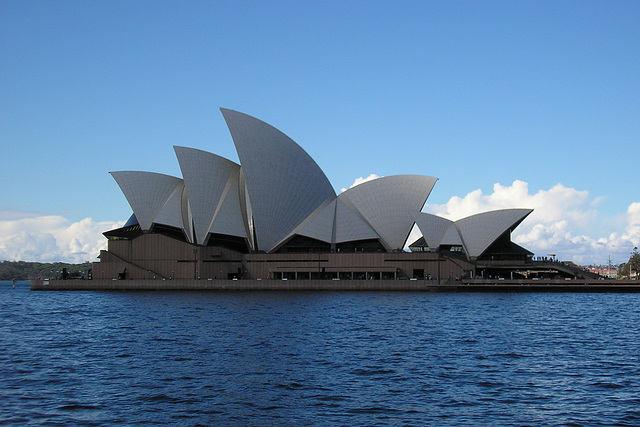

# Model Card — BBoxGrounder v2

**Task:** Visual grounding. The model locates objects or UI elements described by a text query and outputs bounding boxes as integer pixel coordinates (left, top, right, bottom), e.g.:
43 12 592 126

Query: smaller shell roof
110 171 184 231
288 198 336 244
153 180 191 241
411 209 532 260
440 223 463 246
340 175 438 250
287 196 381 246
334 197 380 243
412 212 454 249
174 146 244 245
455 208 533 259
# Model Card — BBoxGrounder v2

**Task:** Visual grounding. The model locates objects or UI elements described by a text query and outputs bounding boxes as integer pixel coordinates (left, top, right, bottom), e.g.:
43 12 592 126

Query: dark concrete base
30 278 640 292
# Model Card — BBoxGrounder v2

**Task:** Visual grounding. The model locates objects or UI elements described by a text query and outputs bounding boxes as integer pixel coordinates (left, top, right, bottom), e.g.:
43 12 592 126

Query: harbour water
2 281 640 425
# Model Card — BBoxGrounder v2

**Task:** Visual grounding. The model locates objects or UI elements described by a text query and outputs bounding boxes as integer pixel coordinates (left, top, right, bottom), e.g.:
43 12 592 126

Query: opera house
94 108 535 282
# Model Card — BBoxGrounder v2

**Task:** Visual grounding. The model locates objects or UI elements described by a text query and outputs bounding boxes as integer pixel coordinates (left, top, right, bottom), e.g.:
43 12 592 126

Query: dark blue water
2 282 640 426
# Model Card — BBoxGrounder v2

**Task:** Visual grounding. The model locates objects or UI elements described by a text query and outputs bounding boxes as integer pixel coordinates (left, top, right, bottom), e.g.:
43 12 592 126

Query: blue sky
1 1 639 264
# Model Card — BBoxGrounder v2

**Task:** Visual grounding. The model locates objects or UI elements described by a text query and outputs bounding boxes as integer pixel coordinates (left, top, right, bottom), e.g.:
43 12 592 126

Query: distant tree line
0 261 92 280
618 247 640 279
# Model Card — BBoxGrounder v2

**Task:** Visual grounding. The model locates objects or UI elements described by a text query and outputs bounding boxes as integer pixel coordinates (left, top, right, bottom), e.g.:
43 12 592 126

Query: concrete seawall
30 278 640 292
31 279 445 291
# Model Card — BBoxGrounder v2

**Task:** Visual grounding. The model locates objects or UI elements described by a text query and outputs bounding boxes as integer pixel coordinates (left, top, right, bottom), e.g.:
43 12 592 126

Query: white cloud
341 174 380 192
624 202 640 246
0 212 123 263
423 180 640 265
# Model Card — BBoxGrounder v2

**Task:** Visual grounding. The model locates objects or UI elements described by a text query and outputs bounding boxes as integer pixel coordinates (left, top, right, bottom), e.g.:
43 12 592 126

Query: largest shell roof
111 108 531 258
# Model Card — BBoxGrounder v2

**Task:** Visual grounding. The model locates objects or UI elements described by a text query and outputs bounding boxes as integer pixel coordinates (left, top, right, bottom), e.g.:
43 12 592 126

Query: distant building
588 267 618 279
96 109 537 281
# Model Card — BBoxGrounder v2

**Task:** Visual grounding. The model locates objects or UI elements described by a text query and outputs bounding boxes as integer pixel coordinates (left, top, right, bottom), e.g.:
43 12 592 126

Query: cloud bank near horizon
0 213 123 264
1 179 638 265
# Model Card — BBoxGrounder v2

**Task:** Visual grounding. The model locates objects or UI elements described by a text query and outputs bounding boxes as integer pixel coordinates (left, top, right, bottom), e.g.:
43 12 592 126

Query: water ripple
3 283 640 425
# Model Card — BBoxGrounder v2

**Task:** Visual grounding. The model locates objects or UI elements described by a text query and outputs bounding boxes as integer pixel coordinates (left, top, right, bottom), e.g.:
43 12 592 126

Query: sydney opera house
94 109 535 282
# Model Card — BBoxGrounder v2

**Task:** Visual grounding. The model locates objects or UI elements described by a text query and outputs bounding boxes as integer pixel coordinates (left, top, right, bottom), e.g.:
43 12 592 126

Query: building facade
95 109 533 281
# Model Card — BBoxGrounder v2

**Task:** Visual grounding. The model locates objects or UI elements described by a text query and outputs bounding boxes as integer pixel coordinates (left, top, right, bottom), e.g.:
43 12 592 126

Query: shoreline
30 278 640 292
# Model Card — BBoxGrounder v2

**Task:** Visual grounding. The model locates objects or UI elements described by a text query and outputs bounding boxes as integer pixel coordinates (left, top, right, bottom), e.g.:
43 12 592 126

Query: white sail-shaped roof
208 166 249 239
340 175 438 250
455 209 532 259
221 108 336 252
412 212 454 250
110 171 183 231
153 181 193 242
440 223 463 246
288 198 336 244
108 109 534 259
280 195 384 247
174 146 244 245
335 196 381 243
